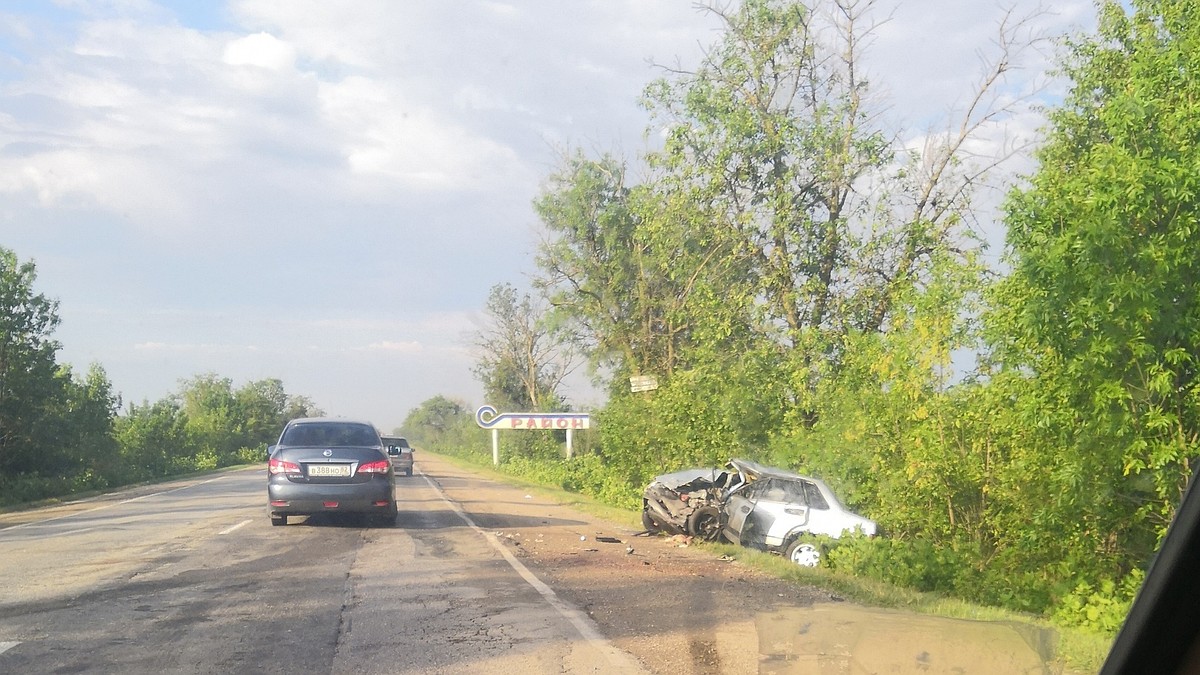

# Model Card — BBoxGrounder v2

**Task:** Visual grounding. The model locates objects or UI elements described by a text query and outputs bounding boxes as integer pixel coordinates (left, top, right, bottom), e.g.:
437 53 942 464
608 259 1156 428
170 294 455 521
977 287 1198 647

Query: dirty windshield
6 0 1193 673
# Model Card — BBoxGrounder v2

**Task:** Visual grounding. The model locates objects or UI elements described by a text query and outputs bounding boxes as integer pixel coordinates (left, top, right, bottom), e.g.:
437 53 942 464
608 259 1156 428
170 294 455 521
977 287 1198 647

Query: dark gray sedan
267 418 397 527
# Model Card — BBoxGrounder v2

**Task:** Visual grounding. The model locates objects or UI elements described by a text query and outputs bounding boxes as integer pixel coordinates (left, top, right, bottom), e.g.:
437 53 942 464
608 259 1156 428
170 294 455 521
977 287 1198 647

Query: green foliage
824 536 969 594
398 395 468 441
471 283 575 411
402 396 490 459
112 374 316 484
0 247 66 477
1052 570 1145 633
0 249 318 506
980 0 1200 606
0 250 126 504
498 453 642 510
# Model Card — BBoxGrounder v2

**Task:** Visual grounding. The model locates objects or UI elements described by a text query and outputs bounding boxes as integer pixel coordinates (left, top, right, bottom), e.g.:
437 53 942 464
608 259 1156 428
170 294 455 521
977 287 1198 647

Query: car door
793 479 853 537
723 490 756 545
723 479 792 548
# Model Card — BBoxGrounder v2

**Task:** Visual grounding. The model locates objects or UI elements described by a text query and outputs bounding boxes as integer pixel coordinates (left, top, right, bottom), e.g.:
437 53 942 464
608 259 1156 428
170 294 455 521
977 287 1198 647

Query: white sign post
475 405 592 465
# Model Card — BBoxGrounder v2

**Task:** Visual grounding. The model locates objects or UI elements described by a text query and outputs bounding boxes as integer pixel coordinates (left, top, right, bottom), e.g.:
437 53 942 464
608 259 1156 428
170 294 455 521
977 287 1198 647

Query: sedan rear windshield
281 423 379 447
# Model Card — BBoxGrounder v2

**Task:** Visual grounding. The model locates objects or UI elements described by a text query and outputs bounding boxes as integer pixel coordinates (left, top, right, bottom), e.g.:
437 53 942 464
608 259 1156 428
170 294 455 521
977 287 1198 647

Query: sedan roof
727 458 846 507
280 419 381 447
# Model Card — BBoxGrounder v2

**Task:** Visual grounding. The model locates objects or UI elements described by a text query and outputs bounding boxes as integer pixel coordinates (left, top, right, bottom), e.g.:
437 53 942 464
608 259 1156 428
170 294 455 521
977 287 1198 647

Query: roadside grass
424 450 1113 674
423 450 644 529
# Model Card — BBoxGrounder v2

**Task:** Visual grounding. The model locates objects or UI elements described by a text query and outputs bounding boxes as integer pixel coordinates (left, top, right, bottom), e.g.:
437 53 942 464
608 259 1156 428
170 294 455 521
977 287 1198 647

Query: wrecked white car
721 459 876 567
641 467 743 541
642 458 876 566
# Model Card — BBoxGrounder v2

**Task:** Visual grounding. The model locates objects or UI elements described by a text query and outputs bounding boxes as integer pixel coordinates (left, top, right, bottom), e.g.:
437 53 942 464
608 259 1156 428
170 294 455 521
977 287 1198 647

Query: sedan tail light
268 458 302 475
358 459 391 474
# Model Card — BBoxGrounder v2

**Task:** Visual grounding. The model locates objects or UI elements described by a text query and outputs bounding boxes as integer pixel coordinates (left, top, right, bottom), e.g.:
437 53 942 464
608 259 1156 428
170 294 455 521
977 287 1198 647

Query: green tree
114 398 191 480
987 0 1200 585
471 283 579 411
400 395 487 460
640 0 1018 424
53 363 121 483
400 395 467 441
177 373 239 464
534 152 753 387
0 247 64 476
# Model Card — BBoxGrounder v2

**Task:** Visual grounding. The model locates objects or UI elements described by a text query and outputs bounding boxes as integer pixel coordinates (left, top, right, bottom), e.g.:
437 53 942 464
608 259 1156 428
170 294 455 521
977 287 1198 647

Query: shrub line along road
0 453 1058 674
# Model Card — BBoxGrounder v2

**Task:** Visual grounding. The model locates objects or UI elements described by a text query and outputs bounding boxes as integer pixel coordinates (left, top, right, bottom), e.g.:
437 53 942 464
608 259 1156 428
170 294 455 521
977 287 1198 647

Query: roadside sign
629 375 659 393
475 405 591 464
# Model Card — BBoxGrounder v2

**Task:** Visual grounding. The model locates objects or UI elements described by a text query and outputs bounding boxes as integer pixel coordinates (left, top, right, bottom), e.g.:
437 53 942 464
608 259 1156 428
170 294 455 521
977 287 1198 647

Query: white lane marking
121 476 225 504
420 472 646 673
5 474 237 532
219 519 253 535
0 641 19 655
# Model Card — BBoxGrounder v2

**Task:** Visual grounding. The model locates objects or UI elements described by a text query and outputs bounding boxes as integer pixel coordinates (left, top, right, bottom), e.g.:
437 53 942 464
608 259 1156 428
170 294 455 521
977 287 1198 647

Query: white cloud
316 76 529 191
133 341 261 354
3 0 1098 430
362 341 423 353
222 32 296 70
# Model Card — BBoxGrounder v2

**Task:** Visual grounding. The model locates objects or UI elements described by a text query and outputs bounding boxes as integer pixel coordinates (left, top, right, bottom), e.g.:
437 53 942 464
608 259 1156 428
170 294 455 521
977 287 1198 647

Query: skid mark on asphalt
419 471 647 673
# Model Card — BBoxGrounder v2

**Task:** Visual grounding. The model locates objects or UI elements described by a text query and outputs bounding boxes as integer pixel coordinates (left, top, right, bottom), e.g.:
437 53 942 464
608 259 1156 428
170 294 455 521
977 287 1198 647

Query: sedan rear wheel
785 539 820 567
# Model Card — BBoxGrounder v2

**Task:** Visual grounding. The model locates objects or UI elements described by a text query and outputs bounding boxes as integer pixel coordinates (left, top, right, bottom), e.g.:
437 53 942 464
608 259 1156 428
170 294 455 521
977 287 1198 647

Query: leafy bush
501 453 641 509
1052 570 1144 633
234 446 268 464
824 536 970 594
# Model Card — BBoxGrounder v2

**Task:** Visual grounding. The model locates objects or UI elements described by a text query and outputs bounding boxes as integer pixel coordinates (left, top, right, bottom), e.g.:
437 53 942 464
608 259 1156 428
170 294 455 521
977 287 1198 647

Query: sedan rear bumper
268 479 394 515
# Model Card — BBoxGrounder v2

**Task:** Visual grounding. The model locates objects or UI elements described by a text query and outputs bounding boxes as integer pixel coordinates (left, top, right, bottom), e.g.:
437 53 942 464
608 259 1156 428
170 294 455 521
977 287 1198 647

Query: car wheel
406 467 413 477
271 514 287 527
686 506 723 542
641 509 661 532
785 539 820 567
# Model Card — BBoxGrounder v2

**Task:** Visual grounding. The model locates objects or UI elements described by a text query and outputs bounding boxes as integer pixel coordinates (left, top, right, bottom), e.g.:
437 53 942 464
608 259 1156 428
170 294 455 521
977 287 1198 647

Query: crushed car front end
641 468 730 540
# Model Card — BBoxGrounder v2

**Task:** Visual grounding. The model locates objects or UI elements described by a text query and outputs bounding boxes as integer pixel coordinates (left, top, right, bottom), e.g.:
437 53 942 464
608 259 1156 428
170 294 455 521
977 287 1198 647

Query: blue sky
0 1 1095 432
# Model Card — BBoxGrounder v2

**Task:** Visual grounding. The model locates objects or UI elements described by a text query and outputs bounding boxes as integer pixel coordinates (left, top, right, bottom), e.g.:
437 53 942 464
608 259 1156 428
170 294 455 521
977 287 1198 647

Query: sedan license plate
308 464 352 478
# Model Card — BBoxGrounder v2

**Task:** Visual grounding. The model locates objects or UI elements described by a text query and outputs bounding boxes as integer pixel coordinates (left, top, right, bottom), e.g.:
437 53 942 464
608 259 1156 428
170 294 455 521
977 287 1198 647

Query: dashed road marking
219 519 253 535
0 641 19 655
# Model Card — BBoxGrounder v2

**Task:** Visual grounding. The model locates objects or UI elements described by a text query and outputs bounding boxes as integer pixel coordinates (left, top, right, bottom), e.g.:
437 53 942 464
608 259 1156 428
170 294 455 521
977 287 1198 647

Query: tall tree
535 150 756 387
471 283 579 410
988 0 1200 573
400 395 468 443
0 247 65 475
537 0 1037 429
642 0 1030 416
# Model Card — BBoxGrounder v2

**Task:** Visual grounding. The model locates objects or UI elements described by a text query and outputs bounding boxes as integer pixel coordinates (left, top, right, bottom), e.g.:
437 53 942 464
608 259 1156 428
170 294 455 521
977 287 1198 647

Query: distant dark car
267 418 397 527
381 435 414 476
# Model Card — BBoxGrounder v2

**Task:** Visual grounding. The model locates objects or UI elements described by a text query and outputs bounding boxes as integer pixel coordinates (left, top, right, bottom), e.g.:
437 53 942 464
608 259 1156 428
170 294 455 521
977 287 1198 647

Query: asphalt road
0 459 644 674
0 454 1065 674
